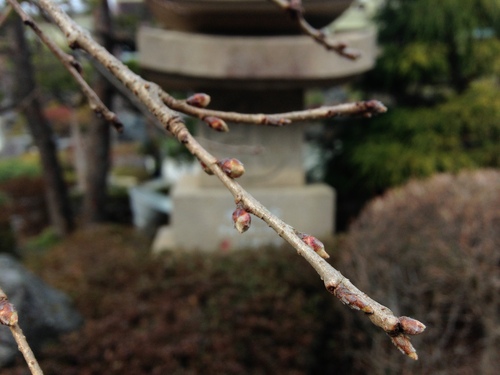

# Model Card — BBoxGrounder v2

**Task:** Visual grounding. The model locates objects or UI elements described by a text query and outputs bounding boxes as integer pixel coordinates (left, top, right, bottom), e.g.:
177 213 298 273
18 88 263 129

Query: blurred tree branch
268 0 361 59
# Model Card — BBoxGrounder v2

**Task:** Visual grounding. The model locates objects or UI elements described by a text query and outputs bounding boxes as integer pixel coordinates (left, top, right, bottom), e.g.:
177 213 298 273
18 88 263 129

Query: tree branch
0 287 44 375
162 91 387 127
268 0 361 59
19 0 424 360
6 0 123 132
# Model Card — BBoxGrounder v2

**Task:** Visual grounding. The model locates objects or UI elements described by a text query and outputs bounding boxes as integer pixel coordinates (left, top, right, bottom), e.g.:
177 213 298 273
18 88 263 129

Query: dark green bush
7 226 353 375
324 79 500 228
338 169 500 374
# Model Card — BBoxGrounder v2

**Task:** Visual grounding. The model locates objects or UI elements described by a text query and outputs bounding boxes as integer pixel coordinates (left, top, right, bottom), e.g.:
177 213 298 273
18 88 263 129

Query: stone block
138 27 376 89
152 175 335 252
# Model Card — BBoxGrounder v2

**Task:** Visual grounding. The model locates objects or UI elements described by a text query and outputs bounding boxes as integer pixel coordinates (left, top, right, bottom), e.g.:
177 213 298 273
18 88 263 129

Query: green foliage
23 227 60 253
326 79 500 195
0 155 42 182
365 0 500 97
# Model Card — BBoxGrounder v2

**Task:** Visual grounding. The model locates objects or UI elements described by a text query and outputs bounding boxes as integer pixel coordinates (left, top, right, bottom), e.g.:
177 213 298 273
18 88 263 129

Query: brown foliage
0 177 48 239
6 226 350 375
338 170 500 375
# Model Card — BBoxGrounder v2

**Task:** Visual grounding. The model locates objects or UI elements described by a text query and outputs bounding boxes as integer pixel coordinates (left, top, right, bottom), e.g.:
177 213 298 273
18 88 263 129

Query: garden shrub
338 169 500 374
0 176 48 240
6 226 353 375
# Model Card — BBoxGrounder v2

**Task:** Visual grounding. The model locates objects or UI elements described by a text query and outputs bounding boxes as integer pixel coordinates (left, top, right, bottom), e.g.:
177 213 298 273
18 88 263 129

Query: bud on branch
218 158 245 178
232 207 252 233
204 116 229 132
0 297 18 326
399 316 426 336
298 233 329 259
186 93 211 108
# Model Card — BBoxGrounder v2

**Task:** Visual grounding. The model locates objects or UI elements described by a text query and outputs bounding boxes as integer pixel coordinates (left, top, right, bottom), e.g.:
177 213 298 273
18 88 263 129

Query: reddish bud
299 233 329 259
0 298 18 326
204 116 229 132
333 285 374 313
399 316 426 336
200 161 214 175
232 207 251 233
186 93 211 108
218 158 245 178
390 334 418 360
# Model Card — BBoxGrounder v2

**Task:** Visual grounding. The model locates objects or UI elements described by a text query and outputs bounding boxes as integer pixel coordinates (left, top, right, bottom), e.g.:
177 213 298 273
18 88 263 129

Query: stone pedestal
139 3 376 252
152 176 334 252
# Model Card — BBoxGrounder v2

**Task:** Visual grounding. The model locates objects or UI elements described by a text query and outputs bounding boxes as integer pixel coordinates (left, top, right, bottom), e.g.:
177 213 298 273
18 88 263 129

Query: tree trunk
9 15 74 236
82 0 114 223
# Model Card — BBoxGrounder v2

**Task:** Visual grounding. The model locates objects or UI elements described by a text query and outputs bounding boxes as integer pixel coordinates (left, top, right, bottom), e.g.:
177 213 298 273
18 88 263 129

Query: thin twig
27 0 424 359
162 91 387 126
0 287 44 375
269 0 361 59
6 0 123 132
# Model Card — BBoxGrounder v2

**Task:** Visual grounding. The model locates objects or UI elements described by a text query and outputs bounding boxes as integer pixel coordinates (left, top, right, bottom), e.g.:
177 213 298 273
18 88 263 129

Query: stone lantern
138 0 376 252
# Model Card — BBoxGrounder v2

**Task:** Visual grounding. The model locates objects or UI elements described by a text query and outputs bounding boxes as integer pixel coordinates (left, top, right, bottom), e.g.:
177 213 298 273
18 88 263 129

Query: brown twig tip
399 316 426 336
186 93 211 108
217 158 245 178
362 100 388 115
390 334 418 360
298 233 330 259
69 57 83 74
112 119 124 133
0 297 18 326
232 207 252 233
336 47 361 60
204 116 229 132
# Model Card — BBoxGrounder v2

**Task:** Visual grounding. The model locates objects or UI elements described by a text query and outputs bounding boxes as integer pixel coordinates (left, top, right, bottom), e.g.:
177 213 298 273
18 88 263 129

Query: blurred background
0 0 498 374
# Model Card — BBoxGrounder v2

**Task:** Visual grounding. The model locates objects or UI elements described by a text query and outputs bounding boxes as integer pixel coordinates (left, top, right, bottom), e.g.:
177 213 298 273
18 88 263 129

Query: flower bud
0 299 18 326
218 158 245 178
399 316 426 336
204 116 229 132
200 161 214 175
390 335 418 360
186 93 211 108
299 233 329 259
232 207 251 233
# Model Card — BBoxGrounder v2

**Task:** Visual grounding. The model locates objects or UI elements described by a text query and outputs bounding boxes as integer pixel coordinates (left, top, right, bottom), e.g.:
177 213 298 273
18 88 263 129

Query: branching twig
0 287 44 375
6 0 123 132
16 0 424 360
269 0 361 59
162 91 387 127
